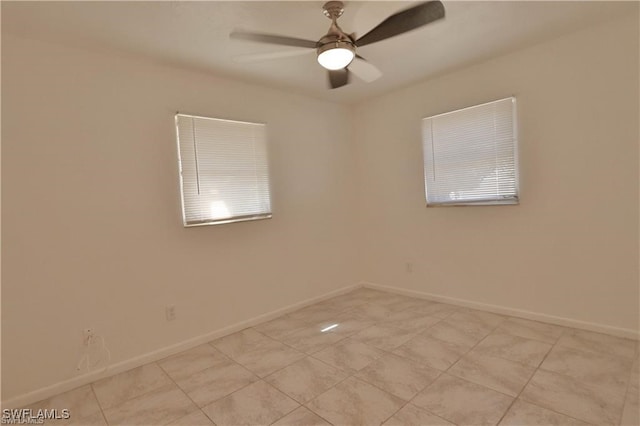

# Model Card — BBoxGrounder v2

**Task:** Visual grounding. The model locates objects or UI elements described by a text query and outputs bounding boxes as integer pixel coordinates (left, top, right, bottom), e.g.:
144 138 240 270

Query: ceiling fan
230 1 445 89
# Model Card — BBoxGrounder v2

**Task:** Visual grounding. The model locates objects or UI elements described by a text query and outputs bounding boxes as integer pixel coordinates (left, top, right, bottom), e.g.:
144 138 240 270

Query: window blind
422 97 519 206
175 114 272 226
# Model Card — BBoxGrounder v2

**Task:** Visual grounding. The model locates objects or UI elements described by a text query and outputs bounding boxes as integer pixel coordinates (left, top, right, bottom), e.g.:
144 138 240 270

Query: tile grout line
155 357 224 426
301 372 356 424
617 351 640 426
376 308 484 424
88 384 110 426
298 299 448 425
615 340 639 426
400 313 513 425
90 362 178 423
494 325 598 426
385 310 553 424
366 310 461 425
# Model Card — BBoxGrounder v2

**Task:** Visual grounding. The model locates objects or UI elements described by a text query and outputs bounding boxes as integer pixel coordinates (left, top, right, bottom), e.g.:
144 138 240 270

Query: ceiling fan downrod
317 1 356 70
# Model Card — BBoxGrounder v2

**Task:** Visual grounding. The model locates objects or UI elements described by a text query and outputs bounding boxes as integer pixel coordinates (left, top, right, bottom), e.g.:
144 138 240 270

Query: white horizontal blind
422 97 519 206
175 114 272 226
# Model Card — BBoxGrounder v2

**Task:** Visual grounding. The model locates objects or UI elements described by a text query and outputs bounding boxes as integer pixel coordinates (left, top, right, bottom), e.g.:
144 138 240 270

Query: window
422 97 519 206
175 114 272 226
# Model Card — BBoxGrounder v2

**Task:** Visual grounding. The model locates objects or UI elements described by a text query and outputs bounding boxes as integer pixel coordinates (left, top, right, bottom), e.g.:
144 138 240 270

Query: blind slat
422 97 519 206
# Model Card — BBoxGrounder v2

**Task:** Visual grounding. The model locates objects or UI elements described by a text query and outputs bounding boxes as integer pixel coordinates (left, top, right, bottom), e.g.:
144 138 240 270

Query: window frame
174 113 273 227
421 96 520 207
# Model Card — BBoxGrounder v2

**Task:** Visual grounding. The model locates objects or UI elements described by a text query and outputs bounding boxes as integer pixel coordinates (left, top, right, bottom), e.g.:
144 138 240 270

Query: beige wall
1 36 358 400
354 15 639 333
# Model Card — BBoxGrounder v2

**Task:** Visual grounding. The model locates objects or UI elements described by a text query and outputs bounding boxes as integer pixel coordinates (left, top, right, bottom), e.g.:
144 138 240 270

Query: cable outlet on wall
165 305 176 321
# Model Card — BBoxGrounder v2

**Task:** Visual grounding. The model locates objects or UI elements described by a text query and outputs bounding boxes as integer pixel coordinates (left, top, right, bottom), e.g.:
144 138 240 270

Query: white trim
424 95 516 121
2 283 362 409
361 281 640 340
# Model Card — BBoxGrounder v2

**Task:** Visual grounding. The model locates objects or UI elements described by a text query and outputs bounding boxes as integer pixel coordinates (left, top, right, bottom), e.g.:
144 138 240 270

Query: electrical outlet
165 305 176 321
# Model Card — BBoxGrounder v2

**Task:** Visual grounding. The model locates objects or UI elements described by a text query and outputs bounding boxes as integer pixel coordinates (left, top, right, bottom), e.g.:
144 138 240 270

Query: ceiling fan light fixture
317 41 355 70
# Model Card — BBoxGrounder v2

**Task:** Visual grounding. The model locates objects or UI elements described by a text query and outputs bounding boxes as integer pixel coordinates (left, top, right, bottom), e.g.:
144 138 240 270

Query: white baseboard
362 281 640 340
2 283 362 409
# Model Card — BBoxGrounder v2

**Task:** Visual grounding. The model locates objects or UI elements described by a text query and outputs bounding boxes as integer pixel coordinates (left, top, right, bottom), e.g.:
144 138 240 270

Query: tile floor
22 288 640 425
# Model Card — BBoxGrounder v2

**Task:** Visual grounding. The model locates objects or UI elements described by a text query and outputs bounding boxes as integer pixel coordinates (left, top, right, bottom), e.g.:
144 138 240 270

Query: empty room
2 1 638 425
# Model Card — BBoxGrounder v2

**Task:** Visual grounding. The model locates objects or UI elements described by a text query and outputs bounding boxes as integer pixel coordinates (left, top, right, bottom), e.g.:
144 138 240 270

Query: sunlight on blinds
176 114 272 226
422 97 519 206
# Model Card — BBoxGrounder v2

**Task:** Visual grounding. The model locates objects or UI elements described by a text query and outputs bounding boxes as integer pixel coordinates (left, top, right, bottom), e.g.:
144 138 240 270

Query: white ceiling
2 1 635 104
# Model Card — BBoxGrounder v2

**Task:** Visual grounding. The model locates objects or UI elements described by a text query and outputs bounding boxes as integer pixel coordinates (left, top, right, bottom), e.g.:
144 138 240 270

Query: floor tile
352 288 400 302
383 404 454 426
174 358 258 407
253 315 309 340
213 328 305 377
413 373 513 425
385 310 442 331
409 302 459 319
393 335 468 371
271 406 332 426
318 292 370 311
315 311 376 337
351 324 420 351
540 345 632 395
312 338 384 373
472 331 552 367
356 353 440 400
265 357 347 403
448 353 536 397
92 363 172 409
447 354 535 397
499 399 590 425
306 377 404 425
202 380 298 426
286 304 342 324
497 317 565 344
281 323 345 354
443 310 504 337
422 319 487 349
324 296 369 312
384 296 436 312
621 379 639 426
348 303 395 320
102 384 196 425
230 339 305 377
520 369 624 425
25 385 102 421
62 411 107 425
556 328 638 360
166 409 215 425
158 344 229 381
210 328 274 359
371 292 411 302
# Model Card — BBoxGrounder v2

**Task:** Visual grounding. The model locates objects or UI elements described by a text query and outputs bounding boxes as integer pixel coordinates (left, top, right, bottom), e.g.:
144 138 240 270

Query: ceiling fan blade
328 68 350 89
233 49 314 64
230 30 318 49
349 56 382 83
355 1 445 48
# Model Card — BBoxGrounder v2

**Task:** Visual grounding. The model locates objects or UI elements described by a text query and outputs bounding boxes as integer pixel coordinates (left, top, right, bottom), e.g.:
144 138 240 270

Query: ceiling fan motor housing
318 1 355 68
322 1 345 20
